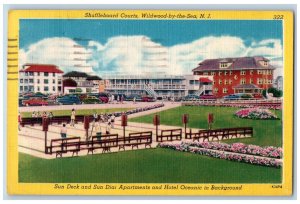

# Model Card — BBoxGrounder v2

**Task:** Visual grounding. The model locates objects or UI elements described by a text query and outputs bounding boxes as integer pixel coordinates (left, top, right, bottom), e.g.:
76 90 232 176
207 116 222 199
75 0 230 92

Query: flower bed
112 103 164 117
158 141 282 168
184 141 282 159
235 108 278 120
183 102 281 110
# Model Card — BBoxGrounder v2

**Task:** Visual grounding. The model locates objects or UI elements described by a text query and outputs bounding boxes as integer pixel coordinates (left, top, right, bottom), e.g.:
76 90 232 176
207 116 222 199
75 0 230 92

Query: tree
262 87 283 98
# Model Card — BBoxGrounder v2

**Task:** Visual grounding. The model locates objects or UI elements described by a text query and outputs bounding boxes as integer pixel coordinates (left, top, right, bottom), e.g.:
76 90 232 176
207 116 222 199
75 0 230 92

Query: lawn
129 106 282 147
21 108 133 118
19 148 281 183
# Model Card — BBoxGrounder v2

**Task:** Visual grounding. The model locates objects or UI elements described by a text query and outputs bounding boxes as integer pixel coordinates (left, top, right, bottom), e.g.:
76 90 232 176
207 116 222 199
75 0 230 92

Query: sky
19 19 283 77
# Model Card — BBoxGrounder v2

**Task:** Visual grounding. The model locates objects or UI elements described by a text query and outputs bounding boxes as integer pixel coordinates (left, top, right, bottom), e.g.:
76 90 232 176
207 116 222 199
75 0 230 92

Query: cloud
19 37 95 74
20 35 283 78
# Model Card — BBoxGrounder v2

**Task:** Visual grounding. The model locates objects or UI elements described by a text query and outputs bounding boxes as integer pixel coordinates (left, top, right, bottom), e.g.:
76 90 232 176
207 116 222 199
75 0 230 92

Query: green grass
130 106 282 147
21 108 133 118
19 149 281 183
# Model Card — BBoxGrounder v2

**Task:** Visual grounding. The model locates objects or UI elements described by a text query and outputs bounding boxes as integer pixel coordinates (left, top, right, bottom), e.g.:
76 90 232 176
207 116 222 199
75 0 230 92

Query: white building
62 71 102 94
19 64 64 94
104 73 213 98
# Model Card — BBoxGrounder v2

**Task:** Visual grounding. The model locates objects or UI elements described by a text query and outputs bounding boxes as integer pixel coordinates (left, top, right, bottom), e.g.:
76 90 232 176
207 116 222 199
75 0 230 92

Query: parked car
142 95 156 102
252 93 263 99
199 94 217 100
183 94 199 101
57 95 81 105
82 96 101 104
126 94 142 101
223 94 243 100
240 94 253 99
22 97 48 106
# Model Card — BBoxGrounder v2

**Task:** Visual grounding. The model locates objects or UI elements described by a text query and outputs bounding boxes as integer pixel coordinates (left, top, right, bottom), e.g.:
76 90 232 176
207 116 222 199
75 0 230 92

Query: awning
199 77 212 83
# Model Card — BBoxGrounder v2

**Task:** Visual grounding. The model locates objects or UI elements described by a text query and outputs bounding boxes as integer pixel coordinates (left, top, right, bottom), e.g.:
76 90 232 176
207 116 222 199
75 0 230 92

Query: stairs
144 84 158 98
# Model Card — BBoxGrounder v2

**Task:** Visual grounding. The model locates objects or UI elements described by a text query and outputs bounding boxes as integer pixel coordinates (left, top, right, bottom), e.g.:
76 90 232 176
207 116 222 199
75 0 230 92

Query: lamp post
42 118 49 154
153 114 160 142
121 113 128 142
182 114 189 139
84 115 90 141
208 113 214 130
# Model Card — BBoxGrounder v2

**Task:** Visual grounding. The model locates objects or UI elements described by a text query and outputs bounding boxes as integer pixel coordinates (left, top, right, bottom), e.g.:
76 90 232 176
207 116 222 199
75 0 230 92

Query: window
53 79 55 84
203 72 208 75
211 72 216 76
263 61 268 66
229 71 233 75
37 72 40 76
20 79 23 83
229 79 233 84
53 86 56 91
224 80 228 85
24 79 28 84
240 78 246 84
20 86 23 91
44 86 49 91
240 71 246 75
58 80 62 85
218 71 222 76
220 62 228 68
58 86 62 92
212 81 216 85
53 73 56 77
25 72 28 76
250 70 254 75
24 86 28 91
37 79 40 84
257 70 263 74
224 71 228 76
219 79 222 85
257 78 263 84
250 78 253 84
37 87 40 91
29 72 34 76
223 88 228 93
29 79 34 83
189 80 195 85
44 72 49 76
214 88 218 93
44 79 49 84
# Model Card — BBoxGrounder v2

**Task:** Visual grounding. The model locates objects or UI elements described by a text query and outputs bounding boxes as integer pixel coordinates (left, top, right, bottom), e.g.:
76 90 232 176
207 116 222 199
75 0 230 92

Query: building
192 56 275 97
104 73 213 98
19 64 64 94
62 71 102 94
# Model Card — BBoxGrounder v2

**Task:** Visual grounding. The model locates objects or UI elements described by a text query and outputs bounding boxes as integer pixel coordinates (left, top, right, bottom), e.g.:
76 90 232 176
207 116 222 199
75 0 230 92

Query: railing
105 83 186 90
157 129 182 142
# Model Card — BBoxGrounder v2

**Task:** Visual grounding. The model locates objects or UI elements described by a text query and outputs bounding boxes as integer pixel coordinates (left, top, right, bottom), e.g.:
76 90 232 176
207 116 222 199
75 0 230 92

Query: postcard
6 10 294 196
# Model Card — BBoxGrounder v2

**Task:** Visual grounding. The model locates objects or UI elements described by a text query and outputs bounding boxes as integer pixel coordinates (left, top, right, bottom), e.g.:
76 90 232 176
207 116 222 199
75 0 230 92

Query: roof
199 77 212 83
233 84 262 89
63 71 89 78
86 75 102 80
192 56 275 72
20 64 64 73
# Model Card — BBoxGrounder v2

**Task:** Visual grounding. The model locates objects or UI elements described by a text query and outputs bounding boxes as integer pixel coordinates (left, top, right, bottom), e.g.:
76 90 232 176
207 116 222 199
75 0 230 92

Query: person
110 95 114 104
133 96 136 104
48 112 54 124
18 112 22 131
106 122 111 134
117 95 120 103
70 109 76 127
95 121 102 140
60 124 67 138
93 111 98 122
121 95 124 104
110 114 115 128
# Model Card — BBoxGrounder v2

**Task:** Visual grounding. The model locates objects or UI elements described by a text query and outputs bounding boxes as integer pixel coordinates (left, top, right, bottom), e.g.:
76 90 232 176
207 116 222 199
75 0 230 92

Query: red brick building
192 56 275 98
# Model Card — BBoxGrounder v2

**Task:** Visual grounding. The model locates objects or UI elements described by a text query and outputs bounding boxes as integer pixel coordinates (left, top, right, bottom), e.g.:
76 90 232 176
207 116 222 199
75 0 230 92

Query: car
82 96 102 104
199 94 217 100
223 94 243 100
183 94 199 101
90 93 110 103
141 96 156 102
125 94 142 101
252 93 263 99
57 95 81 105
22 97 48 106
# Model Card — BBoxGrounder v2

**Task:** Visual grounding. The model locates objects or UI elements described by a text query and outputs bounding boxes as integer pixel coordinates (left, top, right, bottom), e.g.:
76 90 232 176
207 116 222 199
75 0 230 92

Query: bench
192 127 253 142
88 134 119 154
49 137 81 158
118 131 152 151
157 129 182 142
